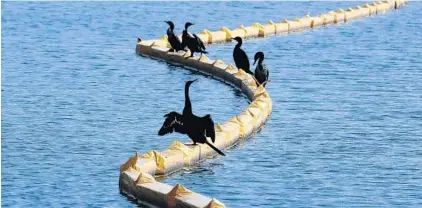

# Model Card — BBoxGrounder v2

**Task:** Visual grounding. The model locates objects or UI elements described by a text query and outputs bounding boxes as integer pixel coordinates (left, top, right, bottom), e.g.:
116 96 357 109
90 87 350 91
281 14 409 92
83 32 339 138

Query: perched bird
181 22 207 57
137 37 142 43
158 111 222 155
232 37 253 75
164 21 184 52
253 52 269 87
158 80 225 156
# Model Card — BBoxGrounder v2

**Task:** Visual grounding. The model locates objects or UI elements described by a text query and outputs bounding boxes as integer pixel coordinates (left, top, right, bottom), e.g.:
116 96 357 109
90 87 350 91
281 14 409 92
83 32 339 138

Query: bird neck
235 41 242 48
169 25 175 31
257 58 264 65
184 83 193 115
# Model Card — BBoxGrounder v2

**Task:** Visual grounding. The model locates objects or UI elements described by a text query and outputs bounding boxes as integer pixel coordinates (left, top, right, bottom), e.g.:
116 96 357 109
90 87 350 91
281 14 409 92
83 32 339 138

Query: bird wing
264 64 269 80
166 28 172 37
167 30 183 50
158 112 185 135
193 34 206 50
240 50 250 72
234 48 251 74
175 35 182 46
181 31 188 49
202 114 216 143
254 65 266 84
172 35 183 51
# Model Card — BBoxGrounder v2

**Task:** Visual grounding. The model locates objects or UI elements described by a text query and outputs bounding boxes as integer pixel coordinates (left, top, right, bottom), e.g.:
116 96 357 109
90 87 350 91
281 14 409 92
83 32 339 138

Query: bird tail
205 141 225 156
200 50 208 54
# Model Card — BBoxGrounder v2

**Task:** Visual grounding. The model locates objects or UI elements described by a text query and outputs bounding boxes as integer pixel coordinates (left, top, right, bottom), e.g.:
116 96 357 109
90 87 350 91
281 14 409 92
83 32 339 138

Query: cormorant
232 37 253 75
253 52 269 87
158 80 225 156
181 22 207 57
164 21 184 52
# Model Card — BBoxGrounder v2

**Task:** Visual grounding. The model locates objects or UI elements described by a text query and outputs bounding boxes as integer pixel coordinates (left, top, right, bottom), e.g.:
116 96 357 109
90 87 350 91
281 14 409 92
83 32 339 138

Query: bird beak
192 79 198 83
253 59 257 66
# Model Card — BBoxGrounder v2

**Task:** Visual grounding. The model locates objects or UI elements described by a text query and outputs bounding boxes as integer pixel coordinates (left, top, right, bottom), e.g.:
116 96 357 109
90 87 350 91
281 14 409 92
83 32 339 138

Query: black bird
181 22 207 57
158 80 225 156
232 37 253 75
253 52 269 87
164 21 184 52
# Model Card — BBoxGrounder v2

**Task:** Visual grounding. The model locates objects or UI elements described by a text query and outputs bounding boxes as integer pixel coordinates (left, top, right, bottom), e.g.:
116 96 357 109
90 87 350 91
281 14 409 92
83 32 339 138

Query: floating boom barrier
120 0 408 207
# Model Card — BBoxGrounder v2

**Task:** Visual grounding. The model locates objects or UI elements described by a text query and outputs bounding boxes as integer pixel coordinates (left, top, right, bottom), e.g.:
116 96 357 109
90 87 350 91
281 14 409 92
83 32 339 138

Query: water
2 2 422 207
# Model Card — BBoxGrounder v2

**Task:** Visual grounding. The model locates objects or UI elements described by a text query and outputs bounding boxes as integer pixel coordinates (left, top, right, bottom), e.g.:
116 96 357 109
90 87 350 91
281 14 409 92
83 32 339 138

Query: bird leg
184 53 195 59
260 80 270 87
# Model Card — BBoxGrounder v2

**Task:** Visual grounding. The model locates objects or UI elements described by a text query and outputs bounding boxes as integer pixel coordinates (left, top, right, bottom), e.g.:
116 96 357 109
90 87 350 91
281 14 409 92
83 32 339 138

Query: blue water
2 2 422 207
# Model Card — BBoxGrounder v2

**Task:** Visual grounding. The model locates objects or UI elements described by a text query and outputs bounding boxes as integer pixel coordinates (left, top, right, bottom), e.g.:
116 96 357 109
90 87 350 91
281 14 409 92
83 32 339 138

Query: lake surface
2 2 422 207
